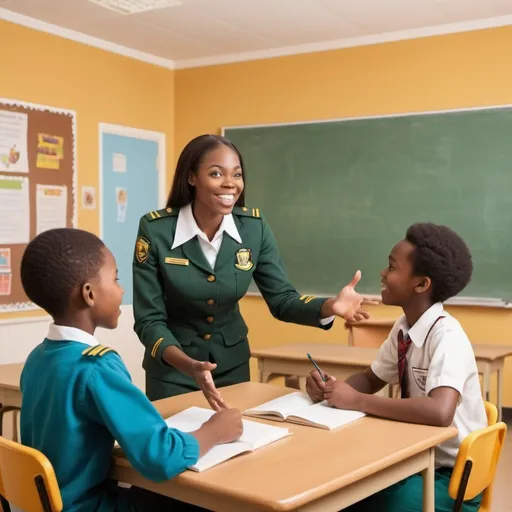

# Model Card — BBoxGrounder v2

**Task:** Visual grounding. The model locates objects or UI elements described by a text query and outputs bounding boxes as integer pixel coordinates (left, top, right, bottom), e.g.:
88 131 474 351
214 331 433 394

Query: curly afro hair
20 228 106 318
405 223 473 303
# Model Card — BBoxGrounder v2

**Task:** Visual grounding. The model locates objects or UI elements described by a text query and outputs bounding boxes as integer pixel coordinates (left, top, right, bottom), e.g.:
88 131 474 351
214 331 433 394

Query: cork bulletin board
0 98 76 313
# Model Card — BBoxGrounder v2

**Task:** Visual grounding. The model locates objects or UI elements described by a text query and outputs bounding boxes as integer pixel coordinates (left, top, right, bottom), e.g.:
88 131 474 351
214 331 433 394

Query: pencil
307 352 327 382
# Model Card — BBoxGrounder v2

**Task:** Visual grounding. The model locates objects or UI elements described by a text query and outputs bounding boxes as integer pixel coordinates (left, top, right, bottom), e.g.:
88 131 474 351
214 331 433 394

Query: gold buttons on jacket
207 275 216 282
207 299 215 306
207 316 214 323
203 334 212 341
166 207 172 213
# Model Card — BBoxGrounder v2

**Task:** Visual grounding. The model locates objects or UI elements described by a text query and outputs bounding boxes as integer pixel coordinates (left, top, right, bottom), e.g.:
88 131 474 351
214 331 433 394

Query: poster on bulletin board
0 98 76 313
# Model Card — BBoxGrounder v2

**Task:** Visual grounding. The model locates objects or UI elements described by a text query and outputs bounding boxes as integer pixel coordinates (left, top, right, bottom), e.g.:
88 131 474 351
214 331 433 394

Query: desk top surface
115 382 456 511
252 342 512 363
0 363 23 390
252 343 379 365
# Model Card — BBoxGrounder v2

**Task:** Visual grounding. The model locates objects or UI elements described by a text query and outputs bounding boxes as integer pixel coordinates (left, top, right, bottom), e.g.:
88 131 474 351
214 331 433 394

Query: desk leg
481 365 491 402
11 409 18 443
497 366 503 422
259 371 272 384
422 448 435 512
257 360 271 384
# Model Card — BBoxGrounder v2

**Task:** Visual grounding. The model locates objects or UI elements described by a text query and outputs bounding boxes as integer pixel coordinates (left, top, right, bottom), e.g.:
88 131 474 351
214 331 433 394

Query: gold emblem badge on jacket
235 248 253 271
135 236 150 264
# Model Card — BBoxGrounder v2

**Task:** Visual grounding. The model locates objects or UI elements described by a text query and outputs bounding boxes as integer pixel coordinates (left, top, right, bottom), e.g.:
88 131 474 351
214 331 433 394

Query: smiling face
380 239 431 307
188 144 244 216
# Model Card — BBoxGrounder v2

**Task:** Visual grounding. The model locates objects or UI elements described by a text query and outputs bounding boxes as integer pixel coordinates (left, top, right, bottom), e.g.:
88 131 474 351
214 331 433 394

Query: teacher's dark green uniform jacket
133 205 332 401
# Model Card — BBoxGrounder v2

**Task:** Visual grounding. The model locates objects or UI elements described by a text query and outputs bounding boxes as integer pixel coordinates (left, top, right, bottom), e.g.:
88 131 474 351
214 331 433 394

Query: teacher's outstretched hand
191 361 228 412
320 270 377 322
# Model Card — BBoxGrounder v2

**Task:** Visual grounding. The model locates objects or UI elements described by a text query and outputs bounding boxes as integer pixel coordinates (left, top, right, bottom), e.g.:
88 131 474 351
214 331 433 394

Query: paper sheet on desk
165 407 291 472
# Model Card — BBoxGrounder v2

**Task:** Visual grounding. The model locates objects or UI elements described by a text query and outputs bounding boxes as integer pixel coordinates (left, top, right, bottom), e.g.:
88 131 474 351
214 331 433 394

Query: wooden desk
474 345 512 419
345 319 395 348
111 383 455 512
344 320 512 419
253 343 379 384
0 363 23 442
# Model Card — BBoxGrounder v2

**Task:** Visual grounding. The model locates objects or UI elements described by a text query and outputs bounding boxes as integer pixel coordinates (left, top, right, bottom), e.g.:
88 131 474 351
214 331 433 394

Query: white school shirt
171 204 334 325
47 323 99 347
371 302 487 467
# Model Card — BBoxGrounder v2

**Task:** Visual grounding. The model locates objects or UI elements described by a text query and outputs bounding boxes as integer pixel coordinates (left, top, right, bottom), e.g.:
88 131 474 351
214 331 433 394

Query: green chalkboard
224 107 512 301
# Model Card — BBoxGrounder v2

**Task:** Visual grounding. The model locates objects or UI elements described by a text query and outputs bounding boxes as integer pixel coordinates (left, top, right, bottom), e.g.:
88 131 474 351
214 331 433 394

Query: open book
243 392 366 430
164 407 291 472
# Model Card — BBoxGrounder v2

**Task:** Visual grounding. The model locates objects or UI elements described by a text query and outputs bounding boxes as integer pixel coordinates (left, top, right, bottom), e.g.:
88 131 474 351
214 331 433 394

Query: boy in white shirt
307 222 487 511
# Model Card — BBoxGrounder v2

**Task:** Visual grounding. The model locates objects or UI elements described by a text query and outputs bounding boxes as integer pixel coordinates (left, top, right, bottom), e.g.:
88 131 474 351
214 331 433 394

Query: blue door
101 133 159 305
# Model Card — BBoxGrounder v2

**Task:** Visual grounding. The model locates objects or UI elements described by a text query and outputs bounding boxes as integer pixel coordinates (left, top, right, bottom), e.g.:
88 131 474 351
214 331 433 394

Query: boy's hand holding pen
305 353 336 402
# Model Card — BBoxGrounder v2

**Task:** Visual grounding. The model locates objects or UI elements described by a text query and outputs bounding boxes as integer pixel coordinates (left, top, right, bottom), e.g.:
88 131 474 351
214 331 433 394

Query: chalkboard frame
222 104 512 308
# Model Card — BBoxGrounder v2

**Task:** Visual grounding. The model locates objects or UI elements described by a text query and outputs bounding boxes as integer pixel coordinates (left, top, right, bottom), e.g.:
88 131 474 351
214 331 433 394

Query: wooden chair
0 436 62 512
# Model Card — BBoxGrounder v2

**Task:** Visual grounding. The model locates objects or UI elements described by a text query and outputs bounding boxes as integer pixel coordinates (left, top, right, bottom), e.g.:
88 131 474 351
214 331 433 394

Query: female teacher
133 134 371 408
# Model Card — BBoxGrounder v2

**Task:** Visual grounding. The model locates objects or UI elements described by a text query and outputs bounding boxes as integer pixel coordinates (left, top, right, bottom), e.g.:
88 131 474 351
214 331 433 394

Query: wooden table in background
253 343 379 384
0 363 23 442
345 319 512 420
111 382 456 512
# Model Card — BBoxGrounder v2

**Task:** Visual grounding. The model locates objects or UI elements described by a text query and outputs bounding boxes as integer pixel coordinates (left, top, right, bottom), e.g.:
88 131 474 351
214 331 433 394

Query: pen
307 352 327 382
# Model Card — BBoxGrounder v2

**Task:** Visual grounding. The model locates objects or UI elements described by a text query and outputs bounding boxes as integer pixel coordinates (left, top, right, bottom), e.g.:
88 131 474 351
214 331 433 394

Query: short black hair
167 134 246 208
405 223 473 303
20 228 106 318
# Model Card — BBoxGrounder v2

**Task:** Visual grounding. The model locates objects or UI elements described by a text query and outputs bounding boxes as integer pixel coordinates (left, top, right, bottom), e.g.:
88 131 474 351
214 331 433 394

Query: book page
164 407 290 472
239 418 291 450
289 402 366 430
164 406 215 432
165 407 249 472
244 392 314 419
189 441 251 472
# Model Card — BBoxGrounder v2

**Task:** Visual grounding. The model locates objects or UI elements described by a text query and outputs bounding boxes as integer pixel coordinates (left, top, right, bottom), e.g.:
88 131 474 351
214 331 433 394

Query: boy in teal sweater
19 228 242 511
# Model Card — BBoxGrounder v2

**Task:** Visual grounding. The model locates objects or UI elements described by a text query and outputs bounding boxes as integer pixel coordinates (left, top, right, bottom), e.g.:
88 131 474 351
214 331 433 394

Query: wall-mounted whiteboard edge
221 104 512 133
225 105 512 309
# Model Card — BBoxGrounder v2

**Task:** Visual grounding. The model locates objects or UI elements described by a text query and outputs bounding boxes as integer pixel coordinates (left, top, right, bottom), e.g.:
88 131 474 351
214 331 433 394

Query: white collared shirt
171 204 242 269
47 323 99 347
371 302 487 467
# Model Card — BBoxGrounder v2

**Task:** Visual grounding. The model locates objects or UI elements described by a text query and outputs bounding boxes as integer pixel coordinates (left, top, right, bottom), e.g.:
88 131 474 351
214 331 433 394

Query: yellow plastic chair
448 419 507 512
483 401 498 426
0 436 62 512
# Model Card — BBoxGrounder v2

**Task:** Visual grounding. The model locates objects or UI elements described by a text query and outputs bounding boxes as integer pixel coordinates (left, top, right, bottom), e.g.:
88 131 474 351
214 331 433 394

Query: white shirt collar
47 323 99 347
407 302 445 347
171 203 242 249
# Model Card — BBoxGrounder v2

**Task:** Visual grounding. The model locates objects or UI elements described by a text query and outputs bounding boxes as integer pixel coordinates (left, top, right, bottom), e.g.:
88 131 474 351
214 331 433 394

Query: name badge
165 257 189 266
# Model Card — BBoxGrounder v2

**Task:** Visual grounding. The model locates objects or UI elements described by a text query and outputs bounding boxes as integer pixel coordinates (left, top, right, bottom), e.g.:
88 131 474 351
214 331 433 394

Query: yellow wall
175 26 512 404
0 20 174 320
3 19 512 405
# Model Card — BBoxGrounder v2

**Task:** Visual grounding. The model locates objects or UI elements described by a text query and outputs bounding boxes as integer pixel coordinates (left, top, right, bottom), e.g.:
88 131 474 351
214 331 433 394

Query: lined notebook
243 392 366 430
164 407 291 472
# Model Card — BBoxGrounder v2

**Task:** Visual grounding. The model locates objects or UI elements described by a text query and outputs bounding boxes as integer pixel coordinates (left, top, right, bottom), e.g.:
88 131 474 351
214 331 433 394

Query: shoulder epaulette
145 207 179 222
232 206 262 219
82 345 117 358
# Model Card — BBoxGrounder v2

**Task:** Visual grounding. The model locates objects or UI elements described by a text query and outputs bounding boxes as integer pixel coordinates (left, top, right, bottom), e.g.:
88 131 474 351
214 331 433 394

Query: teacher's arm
132 215 226 410
252 215 370 328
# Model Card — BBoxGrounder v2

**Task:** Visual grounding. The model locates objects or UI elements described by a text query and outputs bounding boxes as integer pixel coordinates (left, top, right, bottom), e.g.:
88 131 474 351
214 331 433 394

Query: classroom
0 1 511 511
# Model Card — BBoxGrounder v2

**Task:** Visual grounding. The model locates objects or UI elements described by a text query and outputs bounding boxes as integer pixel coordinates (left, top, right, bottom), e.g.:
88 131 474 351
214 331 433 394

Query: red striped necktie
398 329 412 399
